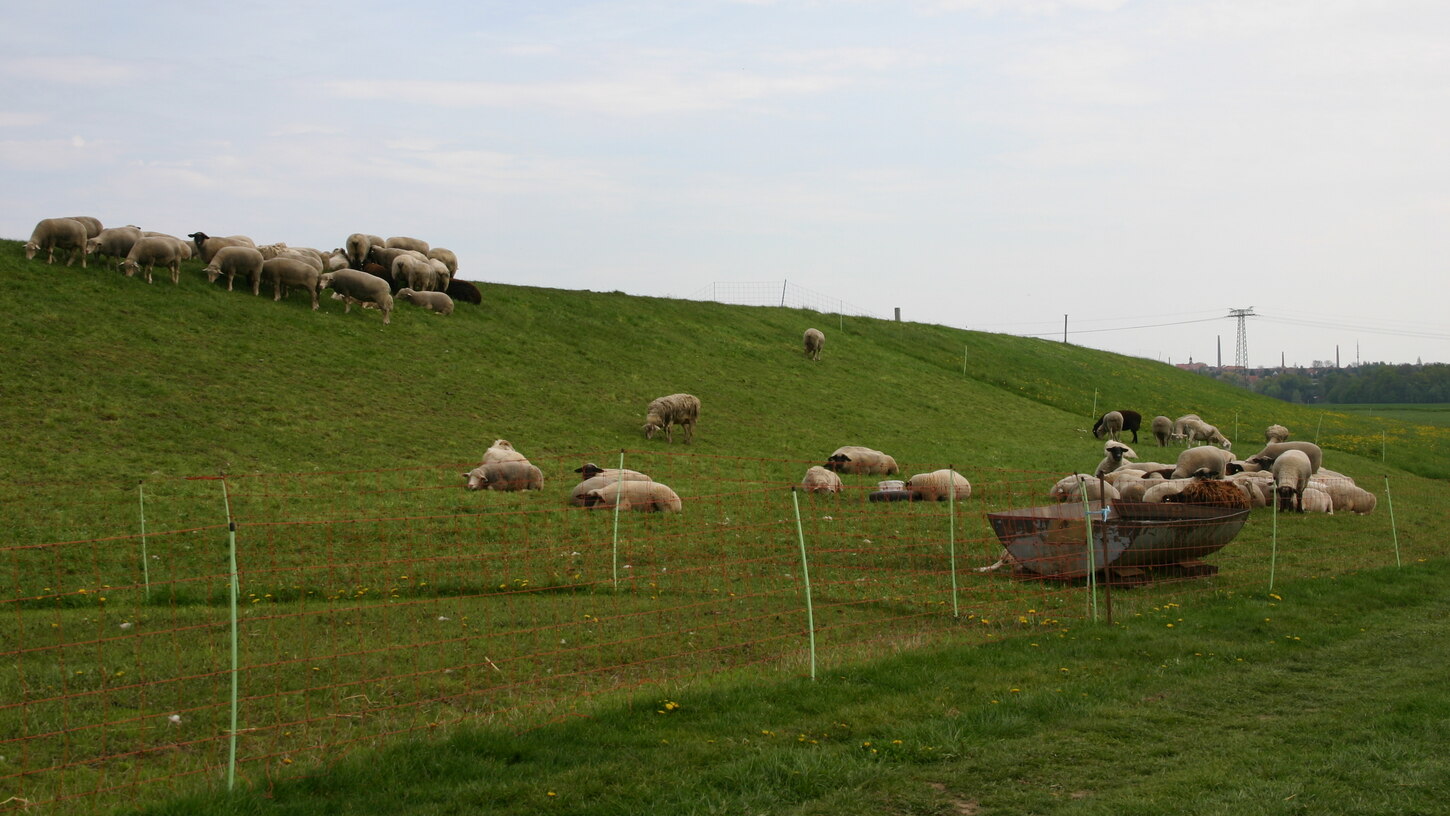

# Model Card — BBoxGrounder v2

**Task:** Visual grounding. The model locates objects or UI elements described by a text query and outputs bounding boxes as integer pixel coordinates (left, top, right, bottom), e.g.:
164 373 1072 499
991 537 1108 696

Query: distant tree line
1203 362 1450 404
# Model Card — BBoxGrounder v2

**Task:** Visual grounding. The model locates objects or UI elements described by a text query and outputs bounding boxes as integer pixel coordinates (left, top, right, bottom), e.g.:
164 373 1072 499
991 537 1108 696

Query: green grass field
1 239 1447 815
1332 403 1450 427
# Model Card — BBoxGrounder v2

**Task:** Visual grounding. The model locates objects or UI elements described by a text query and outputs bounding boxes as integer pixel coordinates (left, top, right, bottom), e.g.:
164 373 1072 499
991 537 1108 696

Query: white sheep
581 480 682 513
803 328 824 361
1141 478 1195 503
427 258 452 291
1179 418 1231 449
119 236 186 284
570 474 651 506
398 287 454 315
573 463 652 482
25 218 89 267
462 461 544 491
1170 446 1235 479
427 247 458 275
320 269 394 324
1048 474 1119 503
386 235 430 254
905 469 971 502
1094 440 1137 479
392 255 438 292
1270 449 1313 512
1246 441 1324 475
1150 415 1173 446
65 216 103 239
644 393 701 444
263 257 323 309
1265 424 1290 443
822 445 898 476
204 245 265 294
85 226 143 266
1171 414 1202 444
483 439 528 464
345 233 384 268
324 249 350 271
1300 486 1334 514
187 232 256 264
801 465 843 494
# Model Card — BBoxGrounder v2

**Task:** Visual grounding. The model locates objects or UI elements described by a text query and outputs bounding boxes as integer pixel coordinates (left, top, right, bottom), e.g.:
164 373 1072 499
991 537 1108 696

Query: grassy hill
3 238 1447 483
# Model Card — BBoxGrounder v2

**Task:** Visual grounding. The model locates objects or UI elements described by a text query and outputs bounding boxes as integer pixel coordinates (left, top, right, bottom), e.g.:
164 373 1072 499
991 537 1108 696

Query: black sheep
1093 409 1142 443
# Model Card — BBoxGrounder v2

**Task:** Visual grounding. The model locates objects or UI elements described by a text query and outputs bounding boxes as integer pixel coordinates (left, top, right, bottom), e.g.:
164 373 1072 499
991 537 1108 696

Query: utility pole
1228 307 1255 367
1063 315 1068 343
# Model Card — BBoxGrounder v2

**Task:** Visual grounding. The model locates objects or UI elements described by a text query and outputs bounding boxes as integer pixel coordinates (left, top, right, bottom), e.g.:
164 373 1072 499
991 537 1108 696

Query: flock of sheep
1068 409 1378 515
22 215 483 325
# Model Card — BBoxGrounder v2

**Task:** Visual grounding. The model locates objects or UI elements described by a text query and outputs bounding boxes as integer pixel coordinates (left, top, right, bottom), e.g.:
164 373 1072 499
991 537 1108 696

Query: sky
2 0 1447 368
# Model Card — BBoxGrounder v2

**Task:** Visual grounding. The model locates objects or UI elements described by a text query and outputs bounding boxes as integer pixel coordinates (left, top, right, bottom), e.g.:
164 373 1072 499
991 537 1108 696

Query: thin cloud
0 56 152 86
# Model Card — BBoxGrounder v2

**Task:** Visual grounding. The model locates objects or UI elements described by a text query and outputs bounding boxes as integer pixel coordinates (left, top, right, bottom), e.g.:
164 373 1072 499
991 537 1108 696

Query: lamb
1093 409 1142 443
1300 487 1334 514
24 218 89 267
427 247 458 275
1150 415 1173 446
644 393 701 444
263 257 323 309
905 469 971 502
119 236 187 284
319 269 394 324
823 445 899 475
1170 445 1235 479
580 480 682 513
204 245 265 293
483 439 528 464
345 233 385 269
1265 424 1290 444
445 277 482 305
65 216 103 238
1270 449 1313 512
801 465 843 494
398 287 453 315
462 461 544 492
1094 440 1137 479
803 328 824 361
1246 441 1324 475
1048 474 1119 503
188 232 257 264
1179 418 1231 449
386 235 430 254
85 226 143 265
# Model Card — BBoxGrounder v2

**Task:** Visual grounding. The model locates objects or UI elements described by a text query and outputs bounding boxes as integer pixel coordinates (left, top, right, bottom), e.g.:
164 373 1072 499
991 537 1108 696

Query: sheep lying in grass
1271 449 1313 512
484 439 528 464
644 393 701 444
905 469 970 502
580 480 682 513
571 471 654 506
1048 474 1119 503
824 446 899 476
398 287 454 315
1300 486 1334 514
1246 441 1323 475
1094 440 1137 479
1171 446 1235 479
574 463 651 481
1265 424 1290 443
462 461 544 491
801 466 843 494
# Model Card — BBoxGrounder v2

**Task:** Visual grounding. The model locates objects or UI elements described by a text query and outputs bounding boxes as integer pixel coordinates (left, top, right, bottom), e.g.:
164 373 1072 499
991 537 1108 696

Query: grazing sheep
367 245 422 277
204 245 266 294
188 232 256 264
905 469 971 502
85 226 143 266
65 216 103 238
1270 449 1313 512
1171 414 1202 444
427 247 458 275
119 236 186 284
801 465 844 494
1300 487 1334 514
1170 445 1235 479
824 445 899 476
259 244 325 272
1094 440 1137 479
1265 424 1290 444
392 255 438 291
263 257 323 309
1093 410 1142 443
580 480 682 513
1178 418 1231 449
427 258 452 291
1048 474 1119 503
462 461 544 492
25 218 89 267
1150 415 1173 446
386 235 430 254
398 287 454 315
144 232 194 260
1246 441 1324 475
345 233 385 269
445 277 482 305
325 249 350 271
483 439 528 464
320 269 394 324
644 393 701 444
573 463 652 482
803 328 824 361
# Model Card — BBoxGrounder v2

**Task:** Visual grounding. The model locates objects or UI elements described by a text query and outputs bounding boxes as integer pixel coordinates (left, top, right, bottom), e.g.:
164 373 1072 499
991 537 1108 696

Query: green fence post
1384 477 1401 568
790 488 817 681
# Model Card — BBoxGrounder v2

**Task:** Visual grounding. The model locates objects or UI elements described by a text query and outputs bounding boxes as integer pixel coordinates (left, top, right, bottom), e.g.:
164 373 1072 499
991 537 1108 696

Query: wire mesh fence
1 454 1441 814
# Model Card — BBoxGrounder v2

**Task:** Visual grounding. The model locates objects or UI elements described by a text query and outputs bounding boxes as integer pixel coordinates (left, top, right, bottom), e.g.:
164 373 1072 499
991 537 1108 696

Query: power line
1020 315 1224 337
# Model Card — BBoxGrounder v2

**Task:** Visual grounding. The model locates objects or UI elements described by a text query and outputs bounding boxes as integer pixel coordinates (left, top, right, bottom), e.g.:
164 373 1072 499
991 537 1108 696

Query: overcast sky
3 0 1446 367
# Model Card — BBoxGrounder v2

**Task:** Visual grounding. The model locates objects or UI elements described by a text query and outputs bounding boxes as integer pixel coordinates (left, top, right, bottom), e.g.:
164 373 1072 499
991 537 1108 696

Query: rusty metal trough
986 500 1251 582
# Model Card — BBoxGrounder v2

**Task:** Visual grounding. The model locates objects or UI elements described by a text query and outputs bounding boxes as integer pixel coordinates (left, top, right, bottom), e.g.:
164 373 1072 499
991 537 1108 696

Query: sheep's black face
824 455 850 473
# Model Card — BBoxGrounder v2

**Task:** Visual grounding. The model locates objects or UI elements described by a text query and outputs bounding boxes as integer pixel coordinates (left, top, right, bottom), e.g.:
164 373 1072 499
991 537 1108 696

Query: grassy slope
2 238 1446 483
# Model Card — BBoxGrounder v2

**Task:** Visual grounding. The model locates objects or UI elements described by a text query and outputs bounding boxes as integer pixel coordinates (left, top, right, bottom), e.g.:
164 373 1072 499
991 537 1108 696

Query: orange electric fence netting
1 454 1442 814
